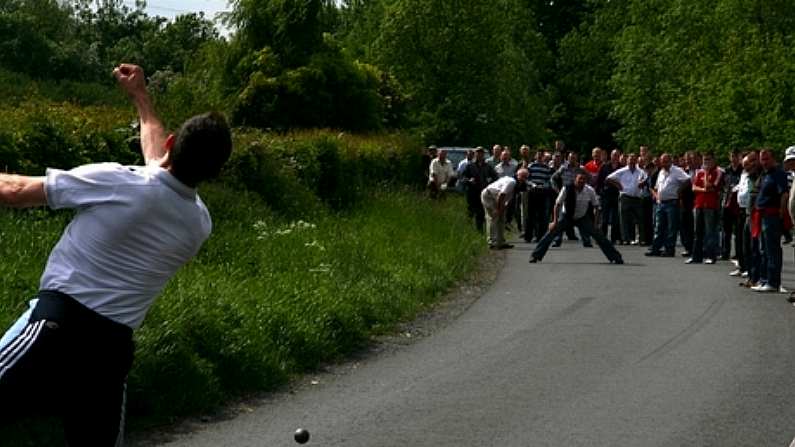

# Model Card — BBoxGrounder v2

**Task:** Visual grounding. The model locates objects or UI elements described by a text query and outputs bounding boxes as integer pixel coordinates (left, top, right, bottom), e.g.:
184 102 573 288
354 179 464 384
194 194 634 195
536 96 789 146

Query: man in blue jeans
530 173 623 264
646 153 691 257
752 149 789 293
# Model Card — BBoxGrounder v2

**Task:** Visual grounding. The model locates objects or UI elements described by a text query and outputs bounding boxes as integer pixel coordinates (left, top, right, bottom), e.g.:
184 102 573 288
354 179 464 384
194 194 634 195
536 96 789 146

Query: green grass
0 184 484 437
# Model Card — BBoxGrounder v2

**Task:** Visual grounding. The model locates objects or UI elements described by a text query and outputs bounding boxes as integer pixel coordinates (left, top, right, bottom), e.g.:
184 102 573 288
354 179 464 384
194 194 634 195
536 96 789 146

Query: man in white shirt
482 169 528 249
646 153 691 257
530 173 623 264
607 153 648 245
0 64 232 445
428 148 455 198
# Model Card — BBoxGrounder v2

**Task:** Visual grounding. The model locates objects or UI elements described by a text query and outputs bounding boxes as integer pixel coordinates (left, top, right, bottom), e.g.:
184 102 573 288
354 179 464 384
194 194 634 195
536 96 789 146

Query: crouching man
530 173 623 264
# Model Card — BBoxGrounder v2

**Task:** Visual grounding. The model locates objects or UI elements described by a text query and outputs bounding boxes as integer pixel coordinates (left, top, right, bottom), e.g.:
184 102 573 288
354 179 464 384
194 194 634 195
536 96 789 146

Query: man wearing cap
482 169 529 249
463 147 498 231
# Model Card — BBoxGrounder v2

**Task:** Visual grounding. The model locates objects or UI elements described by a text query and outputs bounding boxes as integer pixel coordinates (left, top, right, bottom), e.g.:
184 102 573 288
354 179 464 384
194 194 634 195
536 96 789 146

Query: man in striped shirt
524 150 554 242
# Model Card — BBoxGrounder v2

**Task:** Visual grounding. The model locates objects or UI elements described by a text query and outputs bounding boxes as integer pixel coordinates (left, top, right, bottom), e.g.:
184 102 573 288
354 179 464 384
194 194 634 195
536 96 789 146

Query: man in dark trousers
462 146 498 232
0 63 232 445
530 173 623 264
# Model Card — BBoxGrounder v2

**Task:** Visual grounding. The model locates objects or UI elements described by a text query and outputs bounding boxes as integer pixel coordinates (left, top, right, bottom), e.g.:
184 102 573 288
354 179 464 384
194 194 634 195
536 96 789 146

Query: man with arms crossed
0 63 232 445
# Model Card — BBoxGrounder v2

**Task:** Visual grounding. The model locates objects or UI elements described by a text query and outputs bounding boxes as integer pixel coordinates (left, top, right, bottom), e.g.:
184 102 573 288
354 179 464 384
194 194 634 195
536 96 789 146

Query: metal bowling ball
294 428 310 444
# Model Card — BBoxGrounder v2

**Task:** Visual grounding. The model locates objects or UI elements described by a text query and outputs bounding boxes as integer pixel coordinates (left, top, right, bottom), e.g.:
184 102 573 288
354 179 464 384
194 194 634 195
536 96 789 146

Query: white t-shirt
40 163 212 329
606 165 647 198
484 176 516 198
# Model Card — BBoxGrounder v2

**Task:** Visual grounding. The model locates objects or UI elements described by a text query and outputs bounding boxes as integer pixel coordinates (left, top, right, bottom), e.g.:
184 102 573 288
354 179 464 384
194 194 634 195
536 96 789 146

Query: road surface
133 240 795 447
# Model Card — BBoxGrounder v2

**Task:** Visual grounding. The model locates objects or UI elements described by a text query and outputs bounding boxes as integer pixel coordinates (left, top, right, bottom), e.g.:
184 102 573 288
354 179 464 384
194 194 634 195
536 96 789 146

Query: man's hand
548 221 557 232
113 63 167 164
113 64 147 100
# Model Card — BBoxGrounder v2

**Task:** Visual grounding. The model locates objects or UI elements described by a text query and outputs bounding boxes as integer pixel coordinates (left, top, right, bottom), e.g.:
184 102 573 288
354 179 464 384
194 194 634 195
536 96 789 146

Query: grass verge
0 185 484 442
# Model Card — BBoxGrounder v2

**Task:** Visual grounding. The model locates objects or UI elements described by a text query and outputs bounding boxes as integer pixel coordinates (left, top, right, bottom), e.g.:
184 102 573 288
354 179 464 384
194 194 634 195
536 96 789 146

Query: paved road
138 240 795 447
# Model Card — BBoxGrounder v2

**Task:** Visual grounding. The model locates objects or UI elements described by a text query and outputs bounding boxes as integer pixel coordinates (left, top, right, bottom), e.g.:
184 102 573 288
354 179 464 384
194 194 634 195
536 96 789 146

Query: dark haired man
530 173 623 264
752 149 789 292
0 63 232 445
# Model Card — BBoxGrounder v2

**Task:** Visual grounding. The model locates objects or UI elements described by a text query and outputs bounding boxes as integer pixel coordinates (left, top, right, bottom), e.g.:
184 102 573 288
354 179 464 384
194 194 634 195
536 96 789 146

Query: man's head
730 149 741 167
466 149 475 161
554 140 565 152
520 145 530 160
567 151 579 166
628 153 638 168
783 146 795 171
500 150 511 163
760 149 777 171
475 146 485 162
703 152 716 170
492 144 503 158
610 149 621 165
167 112 232 187
428 145 437 157
516 168 529 183
660 153 672 170
438 149 448 161
574 173 588 190
639 145 649 158
535 150 545 162
592 147 602 162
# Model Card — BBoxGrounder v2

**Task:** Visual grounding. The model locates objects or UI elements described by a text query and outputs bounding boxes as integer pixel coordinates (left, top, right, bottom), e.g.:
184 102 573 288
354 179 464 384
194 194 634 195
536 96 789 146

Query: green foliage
231 44 386 131
0 184 484 427
610 0 795 154
0 101 139 175
370 0 551 145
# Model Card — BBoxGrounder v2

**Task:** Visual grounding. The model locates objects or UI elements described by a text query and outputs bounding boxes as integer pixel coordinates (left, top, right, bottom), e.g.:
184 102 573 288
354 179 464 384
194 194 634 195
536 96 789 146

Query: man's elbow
0 177 46 208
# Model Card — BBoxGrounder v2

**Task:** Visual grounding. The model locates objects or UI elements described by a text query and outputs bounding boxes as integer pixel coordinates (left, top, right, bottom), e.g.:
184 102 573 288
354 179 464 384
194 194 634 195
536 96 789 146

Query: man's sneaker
684 258 700 264
681 251 690 257
704 258 715 265
731 259 740 267
779 286 789 294
528 257 541 263
729 269 743 277
645 250 661 257
752 284 776 292
741 271 749 277
661 251 675 257
498 244 514 250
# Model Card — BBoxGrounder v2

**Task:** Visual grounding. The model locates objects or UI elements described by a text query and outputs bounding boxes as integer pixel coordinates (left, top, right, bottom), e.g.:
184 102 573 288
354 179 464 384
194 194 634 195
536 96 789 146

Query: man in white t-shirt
428 148 455 198
0 64 232 445
482 169 529 249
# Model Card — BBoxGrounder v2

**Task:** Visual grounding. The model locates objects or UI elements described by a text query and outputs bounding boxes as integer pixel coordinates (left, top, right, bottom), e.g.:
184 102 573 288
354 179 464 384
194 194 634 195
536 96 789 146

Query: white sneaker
752 284 776 292
729 269 743 276
731 259 739 267
741 271 749 277
704 259 715 265
779 286 789 294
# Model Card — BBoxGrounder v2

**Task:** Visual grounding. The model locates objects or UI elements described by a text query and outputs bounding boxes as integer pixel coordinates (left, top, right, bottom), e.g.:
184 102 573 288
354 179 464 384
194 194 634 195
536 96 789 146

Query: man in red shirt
687 152 723 264
584 147 603 186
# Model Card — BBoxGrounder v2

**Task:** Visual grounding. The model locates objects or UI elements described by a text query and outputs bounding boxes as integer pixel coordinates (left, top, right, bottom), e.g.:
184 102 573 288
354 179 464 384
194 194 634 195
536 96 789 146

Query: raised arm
112 64 167 165
0 174 46 208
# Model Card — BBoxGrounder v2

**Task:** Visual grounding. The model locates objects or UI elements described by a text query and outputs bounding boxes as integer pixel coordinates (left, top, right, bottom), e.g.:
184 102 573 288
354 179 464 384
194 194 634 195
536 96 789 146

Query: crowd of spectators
423 142 795 298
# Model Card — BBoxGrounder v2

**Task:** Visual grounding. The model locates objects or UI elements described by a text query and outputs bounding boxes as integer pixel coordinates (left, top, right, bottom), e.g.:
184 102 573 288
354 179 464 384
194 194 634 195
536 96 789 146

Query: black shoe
529 257 541 263
611 258 624 264
583 243 594 248
498 244 514 250
524 239 533 243
552 242 561 247
644 250 661 257
661 251 675 257
489 245 499 250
